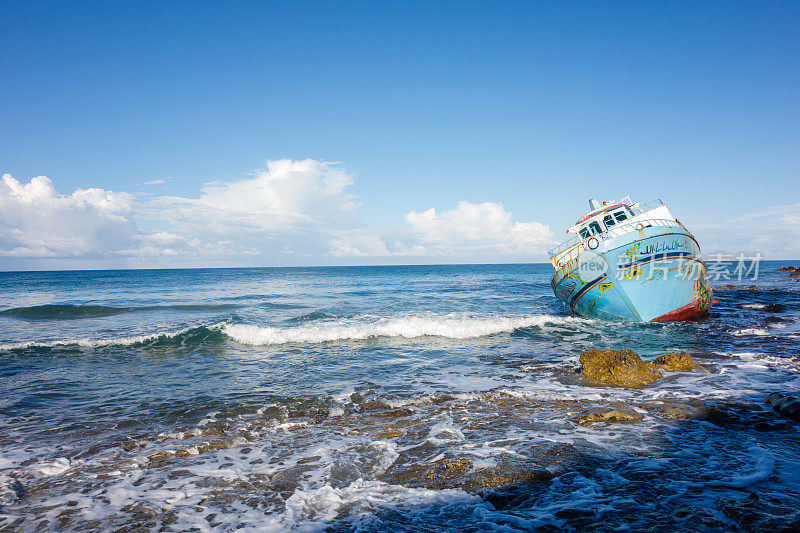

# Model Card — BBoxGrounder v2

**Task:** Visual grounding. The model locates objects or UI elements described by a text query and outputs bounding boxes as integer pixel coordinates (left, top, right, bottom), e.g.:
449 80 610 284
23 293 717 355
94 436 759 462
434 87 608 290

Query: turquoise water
1 264 799 531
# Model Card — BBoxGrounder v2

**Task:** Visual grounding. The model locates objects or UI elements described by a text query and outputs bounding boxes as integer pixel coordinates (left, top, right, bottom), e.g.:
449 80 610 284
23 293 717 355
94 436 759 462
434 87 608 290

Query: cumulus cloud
140 159 358 258
0 161 558 267
328 230 392 257
325 201 555 259
148 160 354 228
403 201 554 256
0 174 137 258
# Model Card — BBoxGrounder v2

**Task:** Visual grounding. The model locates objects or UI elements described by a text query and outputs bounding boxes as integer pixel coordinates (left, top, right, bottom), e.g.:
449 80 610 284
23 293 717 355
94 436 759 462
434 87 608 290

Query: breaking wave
0 314 583 351
223 314 583 346
0 325 228 351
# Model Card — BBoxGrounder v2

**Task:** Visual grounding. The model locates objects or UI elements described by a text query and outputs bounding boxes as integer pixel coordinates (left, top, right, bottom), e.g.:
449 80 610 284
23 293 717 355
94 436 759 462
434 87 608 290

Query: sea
0 263 798 531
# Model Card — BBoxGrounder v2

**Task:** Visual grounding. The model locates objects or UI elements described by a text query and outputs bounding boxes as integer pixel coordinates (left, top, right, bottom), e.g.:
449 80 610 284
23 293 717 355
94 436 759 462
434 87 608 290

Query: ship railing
635 199 665 213
548 218 684 269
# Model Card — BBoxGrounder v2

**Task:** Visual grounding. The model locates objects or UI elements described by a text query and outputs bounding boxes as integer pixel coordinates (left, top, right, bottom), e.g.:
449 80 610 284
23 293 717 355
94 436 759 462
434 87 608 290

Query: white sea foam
0 314 585 350
39 457 71 475
224 313 582 346
279 479 475 531
425 419 466 446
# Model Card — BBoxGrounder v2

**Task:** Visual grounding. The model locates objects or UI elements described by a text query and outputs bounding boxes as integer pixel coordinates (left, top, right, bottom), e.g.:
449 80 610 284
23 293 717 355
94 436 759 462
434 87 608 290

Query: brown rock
579 349 661 387
376 430 404 438
778 266 797 271
790 270 800 278
460 467 553 492
423 458 472 480
381 456 553 492
662 408 695 419
575 407 643 426
649 352 709 373
715 284 758 290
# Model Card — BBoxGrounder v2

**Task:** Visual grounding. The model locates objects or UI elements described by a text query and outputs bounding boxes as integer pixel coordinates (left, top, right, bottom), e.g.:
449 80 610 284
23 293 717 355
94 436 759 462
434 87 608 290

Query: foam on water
223 313 584 345
0 313 586 351
2 264 800 531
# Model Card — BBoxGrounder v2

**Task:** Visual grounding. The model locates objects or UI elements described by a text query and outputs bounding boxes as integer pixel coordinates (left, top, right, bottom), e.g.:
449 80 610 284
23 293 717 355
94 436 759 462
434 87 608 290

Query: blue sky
1 1 798 269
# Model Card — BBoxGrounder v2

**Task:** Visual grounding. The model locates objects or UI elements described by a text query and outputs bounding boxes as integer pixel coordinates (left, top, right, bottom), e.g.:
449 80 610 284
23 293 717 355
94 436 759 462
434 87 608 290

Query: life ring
587 237 599 250
635 223 644 231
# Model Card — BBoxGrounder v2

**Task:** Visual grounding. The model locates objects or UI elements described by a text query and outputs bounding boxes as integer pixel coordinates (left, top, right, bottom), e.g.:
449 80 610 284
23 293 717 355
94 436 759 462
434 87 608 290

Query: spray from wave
223 314 584 346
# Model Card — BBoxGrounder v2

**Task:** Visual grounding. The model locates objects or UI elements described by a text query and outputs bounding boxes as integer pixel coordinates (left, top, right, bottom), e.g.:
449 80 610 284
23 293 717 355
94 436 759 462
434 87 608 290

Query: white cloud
328 230 392 257
0 174 137 258
403 201 555 257
693 202 800 259
147 159 355 230
140 159 358 259
0 162 556 267
144 178 169 185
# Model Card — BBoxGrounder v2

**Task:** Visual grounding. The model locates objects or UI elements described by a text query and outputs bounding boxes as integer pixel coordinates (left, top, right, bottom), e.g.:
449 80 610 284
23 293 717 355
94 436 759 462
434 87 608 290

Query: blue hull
551 225 712 322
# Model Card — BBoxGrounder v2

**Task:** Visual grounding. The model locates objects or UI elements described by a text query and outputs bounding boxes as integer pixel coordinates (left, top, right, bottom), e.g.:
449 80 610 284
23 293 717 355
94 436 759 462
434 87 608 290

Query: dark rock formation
790 270 800 278
765 392 800 423
778 266 797 271
575 407 643 426
380 456 553 492
579 349 661 387
715 284 758 290
649 352 709 373
718 493 800 532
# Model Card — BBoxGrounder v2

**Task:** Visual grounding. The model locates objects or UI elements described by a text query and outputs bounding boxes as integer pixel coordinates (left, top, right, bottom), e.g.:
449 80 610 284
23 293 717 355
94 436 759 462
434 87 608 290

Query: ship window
588 221 603 235
603 214 616 229
579 228 590 240
614 210 628 222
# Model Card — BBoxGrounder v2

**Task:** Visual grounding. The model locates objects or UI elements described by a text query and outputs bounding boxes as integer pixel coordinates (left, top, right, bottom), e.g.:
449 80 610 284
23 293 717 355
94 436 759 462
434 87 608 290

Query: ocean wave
0 313 583 351
0 324 228 351
0 303 242 320
0 304 132 320
288 311 336 322
740 303 785 313
224 314 582 346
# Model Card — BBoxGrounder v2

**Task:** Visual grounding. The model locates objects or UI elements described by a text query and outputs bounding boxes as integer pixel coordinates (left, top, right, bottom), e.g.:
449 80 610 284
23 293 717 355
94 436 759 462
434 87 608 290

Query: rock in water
649 352 709 373
575 407 643 426
790 270 800 278
778 266 797 271
765 393 800 423
579 349 662 387
715 284 758 290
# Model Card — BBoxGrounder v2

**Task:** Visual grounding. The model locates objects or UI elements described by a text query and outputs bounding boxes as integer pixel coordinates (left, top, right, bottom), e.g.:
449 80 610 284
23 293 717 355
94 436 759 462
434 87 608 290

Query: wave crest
0 314 583 351
224 314 580 346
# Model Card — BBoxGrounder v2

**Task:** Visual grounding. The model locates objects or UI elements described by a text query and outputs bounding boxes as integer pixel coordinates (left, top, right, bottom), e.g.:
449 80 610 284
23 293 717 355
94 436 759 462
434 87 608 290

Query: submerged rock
765 392 800 423
718 493 800 532
575 407 643 426
579 349 661 387
649 352 709 373
790 270 800 278
380 455 552 492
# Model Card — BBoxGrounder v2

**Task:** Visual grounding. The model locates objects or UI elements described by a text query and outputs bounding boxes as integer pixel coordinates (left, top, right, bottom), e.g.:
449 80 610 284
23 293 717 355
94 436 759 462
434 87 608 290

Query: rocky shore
579 348 708 388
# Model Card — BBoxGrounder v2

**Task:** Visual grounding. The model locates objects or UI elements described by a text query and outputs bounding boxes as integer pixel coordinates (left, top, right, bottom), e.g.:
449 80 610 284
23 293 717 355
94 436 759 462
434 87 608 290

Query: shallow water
0 263 798 531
